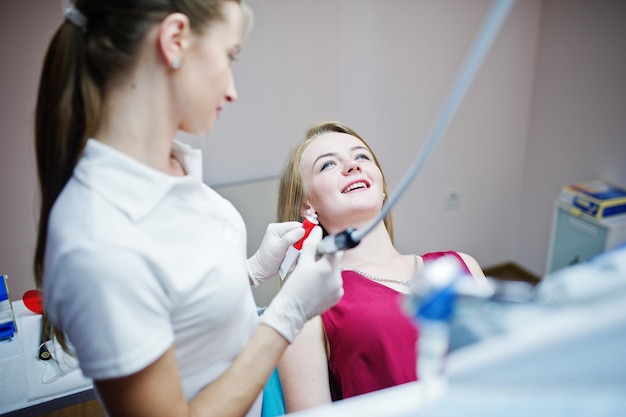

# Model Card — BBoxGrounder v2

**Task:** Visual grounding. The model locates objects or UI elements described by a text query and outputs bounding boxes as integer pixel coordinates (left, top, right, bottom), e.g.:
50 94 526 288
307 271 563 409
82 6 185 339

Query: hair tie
64 7 88 33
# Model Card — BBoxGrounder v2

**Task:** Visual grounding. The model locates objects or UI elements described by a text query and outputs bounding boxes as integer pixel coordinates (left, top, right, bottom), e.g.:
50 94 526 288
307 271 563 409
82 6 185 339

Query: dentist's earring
171 59 180 70
383 192 386 200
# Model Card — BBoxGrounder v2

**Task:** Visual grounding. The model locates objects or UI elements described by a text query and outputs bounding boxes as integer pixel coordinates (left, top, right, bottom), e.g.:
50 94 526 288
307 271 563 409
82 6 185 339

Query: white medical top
43 139 261 415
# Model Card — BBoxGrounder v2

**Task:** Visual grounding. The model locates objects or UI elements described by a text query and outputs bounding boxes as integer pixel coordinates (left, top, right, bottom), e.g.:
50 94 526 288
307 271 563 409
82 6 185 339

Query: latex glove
247 222 305 287
260 226 344 343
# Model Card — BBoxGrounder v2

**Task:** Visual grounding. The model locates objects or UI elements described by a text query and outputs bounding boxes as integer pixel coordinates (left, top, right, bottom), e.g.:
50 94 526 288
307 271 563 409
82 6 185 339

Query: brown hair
277 120 394 241
34 0 242 350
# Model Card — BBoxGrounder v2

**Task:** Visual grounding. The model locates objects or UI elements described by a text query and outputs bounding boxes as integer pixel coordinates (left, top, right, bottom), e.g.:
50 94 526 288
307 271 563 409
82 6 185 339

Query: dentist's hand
247 222 305 287
260 227 344 343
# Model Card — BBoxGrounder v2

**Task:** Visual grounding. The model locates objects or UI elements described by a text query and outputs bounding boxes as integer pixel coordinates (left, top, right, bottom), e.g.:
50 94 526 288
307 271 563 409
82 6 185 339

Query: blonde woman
276 120 486 412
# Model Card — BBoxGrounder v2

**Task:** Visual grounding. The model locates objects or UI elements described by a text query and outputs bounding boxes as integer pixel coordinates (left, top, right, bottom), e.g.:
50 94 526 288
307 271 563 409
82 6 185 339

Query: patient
276 120 488 412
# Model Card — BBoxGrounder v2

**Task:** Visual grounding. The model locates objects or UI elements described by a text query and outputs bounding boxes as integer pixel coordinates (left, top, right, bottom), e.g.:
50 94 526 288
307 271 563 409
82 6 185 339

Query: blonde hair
277 120 394 241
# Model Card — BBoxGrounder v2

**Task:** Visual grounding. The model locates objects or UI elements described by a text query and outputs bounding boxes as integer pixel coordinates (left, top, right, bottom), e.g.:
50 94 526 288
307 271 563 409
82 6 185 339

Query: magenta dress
321 251 469 400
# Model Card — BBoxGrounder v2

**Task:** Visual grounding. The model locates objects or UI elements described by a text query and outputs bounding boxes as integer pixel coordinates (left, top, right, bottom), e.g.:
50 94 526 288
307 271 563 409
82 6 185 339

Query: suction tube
318 0 516 255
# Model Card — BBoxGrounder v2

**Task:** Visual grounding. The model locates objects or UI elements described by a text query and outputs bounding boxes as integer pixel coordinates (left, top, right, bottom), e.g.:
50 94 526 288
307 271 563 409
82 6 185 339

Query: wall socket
445 188 461 209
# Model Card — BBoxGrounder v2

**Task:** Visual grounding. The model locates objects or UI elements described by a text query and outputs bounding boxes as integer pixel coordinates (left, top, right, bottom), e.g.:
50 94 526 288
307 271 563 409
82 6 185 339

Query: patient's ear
300 202 314 218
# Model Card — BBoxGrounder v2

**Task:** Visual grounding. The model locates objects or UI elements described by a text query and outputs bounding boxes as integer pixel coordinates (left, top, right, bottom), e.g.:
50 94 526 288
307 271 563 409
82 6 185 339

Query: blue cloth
261 368 285 417
257 308 285 416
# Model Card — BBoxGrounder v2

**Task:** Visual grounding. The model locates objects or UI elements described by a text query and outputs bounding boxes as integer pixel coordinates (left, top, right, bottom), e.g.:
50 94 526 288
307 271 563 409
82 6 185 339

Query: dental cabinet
546 200 626 274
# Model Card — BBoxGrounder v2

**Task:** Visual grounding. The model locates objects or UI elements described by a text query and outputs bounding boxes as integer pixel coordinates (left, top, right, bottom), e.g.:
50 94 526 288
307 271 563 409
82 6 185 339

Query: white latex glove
247 222 306 287
260 226 344 343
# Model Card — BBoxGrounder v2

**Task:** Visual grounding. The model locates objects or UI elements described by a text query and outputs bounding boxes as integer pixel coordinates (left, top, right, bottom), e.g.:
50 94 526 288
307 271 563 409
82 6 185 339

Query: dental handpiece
317 228 362 255
317 0 515 255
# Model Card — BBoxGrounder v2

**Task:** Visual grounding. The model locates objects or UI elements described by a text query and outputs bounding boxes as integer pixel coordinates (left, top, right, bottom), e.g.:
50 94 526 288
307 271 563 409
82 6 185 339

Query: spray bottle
278 211 319 280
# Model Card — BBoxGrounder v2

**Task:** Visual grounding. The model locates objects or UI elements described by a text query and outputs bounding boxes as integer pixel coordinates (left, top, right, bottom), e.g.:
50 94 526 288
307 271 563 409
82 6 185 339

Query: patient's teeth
343 181 367 193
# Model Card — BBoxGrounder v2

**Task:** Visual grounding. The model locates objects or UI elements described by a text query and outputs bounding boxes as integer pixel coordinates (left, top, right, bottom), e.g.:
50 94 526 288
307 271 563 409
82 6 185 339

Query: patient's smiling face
299 132 384 234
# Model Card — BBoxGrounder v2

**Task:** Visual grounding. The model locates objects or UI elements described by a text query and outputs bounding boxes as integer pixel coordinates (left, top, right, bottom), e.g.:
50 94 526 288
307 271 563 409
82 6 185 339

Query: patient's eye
320 160 336 171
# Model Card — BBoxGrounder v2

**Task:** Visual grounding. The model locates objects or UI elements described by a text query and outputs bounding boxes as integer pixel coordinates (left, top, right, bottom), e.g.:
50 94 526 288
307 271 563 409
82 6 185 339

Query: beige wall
0 1 59 300
515 0 626 275
1 0 625 301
